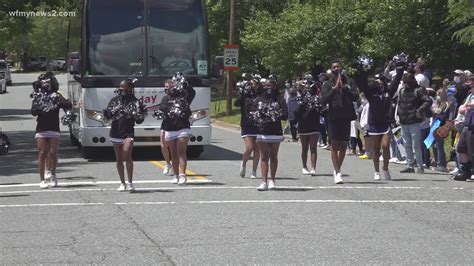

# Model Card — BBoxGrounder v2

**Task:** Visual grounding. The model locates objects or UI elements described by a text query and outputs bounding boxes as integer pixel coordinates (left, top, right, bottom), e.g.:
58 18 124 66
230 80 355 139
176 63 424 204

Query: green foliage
447 0 474 46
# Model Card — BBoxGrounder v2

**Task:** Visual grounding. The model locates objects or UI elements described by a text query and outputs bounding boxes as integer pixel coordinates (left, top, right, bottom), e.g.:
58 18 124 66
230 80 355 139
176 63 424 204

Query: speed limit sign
224 44 239 71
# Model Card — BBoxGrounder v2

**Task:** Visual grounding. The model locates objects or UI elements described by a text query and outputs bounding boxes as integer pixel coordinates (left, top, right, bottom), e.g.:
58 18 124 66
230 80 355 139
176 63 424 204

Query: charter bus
67 0 218 158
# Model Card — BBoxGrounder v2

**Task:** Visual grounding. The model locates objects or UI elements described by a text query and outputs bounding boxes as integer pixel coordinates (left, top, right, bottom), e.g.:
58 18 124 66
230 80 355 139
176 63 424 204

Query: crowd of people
28 57 473 191
236 55 474 190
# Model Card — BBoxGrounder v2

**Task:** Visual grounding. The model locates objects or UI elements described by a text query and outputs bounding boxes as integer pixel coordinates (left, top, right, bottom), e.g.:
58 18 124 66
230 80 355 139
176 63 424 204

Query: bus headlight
191 108 209 121
85 110 105 123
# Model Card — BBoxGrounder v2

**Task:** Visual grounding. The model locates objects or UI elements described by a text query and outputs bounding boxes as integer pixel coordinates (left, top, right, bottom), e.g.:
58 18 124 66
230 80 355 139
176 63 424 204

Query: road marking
0 179 213 189
0 184 470 193
1 200 473 208
149 161 207 181
0 203 104 208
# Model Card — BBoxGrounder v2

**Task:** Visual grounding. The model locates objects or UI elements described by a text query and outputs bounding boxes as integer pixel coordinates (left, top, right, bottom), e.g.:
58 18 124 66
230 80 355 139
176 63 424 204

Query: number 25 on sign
224 44 239 71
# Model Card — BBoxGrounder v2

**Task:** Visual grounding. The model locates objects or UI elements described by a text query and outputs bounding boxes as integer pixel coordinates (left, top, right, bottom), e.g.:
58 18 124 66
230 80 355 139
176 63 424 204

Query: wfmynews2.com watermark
9 10 77 18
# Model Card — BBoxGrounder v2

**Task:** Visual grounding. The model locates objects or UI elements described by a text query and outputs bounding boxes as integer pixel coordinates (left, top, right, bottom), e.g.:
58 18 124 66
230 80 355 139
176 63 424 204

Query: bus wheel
187 145 203 158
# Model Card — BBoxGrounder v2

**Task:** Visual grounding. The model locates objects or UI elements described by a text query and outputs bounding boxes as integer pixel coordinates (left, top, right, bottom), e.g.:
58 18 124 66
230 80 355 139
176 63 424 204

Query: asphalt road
0 73 473 264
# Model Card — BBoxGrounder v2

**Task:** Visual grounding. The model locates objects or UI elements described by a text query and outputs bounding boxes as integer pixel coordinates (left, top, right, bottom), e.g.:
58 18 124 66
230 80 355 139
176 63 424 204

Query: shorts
256 135 284 143
368 124 391 136
35 131 60 139
328 120 351 141
241 134 258 139
299 131 320 136
241 126 259 138
456 127 474 155
110 137 134 145
165 128 192 141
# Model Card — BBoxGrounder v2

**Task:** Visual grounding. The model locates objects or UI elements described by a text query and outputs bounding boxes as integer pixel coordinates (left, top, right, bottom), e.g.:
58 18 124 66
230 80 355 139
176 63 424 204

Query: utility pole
226 0 236 116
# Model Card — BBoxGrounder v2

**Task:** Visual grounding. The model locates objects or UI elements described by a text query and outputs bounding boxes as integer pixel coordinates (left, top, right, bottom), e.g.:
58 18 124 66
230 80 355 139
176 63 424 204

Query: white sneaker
239 165 246 178
302 168 310 175
334 172 344 184
250 172 258 179
178 175 187 185
50 174 58 187
171 176 179 184
127 183 135 192
382 170 392 180
163 164 173 176
389 158 398 163
374 172 381 180
39 181 49 189
117 183 127 192
394 159 407 165
449 167 459 175
268 180 275 189
44 171 52 181
310 169 316 176
257 182 268 191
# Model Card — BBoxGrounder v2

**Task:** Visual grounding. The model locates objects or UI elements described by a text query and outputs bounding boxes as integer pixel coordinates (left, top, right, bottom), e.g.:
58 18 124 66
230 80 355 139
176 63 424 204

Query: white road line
186 200 474 204
115 202 176 205
0 179 213 188
0 186 470 195
0 203 105 208
1 200 473 208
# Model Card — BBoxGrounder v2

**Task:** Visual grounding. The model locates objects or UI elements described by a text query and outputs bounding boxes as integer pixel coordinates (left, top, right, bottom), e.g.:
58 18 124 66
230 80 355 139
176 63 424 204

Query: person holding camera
31 73 72 188
294 75 323 176
357 70 399 180
247 77 288 191
158 73 196 185
103 79 147 192
321 60 359 184
235 76 261 179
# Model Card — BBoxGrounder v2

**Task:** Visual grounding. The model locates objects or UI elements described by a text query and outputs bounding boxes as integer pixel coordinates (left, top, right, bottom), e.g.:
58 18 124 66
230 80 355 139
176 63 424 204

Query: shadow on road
0 131 98 177
198 144 242 161
0 194 29 198
0 109 33 122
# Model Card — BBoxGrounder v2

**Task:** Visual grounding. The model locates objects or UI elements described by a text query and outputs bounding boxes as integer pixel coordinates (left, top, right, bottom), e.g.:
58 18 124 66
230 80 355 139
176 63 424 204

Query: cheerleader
31 73 72 188
234 76 261 179
248 77 288 191
160 79 174 178
294 76 322 176
159 73 196 185
356 68 398 180
103 79 146 192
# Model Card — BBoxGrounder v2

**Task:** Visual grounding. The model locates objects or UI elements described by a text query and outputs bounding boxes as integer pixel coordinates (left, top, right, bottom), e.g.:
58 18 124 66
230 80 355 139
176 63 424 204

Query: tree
446 0 474 46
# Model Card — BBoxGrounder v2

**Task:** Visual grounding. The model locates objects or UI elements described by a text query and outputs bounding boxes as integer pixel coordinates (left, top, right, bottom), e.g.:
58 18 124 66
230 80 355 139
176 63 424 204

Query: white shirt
415 73 429 88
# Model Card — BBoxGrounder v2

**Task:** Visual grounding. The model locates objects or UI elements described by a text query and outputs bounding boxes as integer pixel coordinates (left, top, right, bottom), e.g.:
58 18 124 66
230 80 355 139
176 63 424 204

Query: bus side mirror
68 52 80 75
213 56 224 78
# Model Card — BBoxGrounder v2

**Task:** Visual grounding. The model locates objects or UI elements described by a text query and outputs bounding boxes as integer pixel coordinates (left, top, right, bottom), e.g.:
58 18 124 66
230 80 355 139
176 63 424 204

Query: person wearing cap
103 79 146 192
321 59 359 184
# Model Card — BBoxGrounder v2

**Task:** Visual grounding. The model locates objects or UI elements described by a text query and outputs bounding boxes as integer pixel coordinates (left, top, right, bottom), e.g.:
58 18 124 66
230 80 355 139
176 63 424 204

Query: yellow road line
150 161 207 181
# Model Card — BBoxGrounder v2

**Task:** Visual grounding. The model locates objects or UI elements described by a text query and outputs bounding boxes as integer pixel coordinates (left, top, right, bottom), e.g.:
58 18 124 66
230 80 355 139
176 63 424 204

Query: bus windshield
86 0 145 76
148 0 208 76
86 0 208 77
